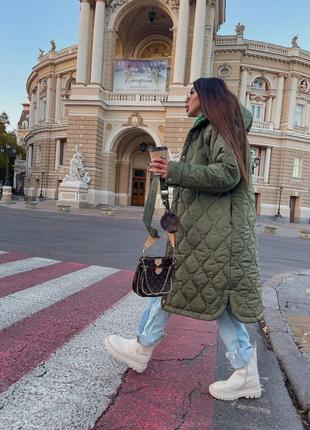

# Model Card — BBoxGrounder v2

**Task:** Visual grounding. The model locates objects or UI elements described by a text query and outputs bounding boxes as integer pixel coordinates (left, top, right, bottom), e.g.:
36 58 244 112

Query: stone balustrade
106 92 169 105
252 176 266 185
252 121 274 132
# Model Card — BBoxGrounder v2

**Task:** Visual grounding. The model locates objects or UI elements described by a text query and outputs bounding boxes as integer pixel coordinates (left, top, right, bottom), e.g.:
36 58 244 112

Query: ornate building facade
24 0 310 221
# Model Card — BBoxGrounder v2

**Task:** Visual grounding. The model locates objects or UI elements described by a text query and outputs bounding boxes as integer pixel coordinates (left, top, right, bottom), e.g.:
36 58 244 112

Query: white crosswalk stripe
0 293 145 430
0 257 58 278
0 265 118 330
0 250 148 430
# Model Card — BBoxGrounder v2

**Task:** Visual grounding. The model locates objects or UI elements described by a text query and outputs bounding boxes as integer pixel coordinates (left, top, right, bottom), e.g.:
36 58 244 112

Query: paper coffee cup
148 146 168 161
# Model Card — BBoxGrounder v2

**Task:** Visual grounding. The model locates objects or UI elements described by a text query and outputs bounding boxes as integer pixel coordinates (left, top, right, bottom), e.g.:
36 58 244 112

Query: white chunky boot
104 335 155 373
209 344 261 401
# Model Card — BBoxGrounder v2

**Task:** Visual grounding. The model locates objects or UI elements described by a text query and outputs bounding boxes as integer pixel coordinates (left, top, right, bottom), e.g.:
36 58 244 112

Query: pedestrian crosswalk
0 251 147 429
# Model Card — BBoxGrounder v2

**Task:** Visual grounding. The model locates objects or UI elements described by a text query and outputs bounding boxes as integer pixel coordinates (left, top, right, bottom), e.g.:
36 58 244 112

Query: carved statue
63 145 91 185
106 0 128 15
291 35 299 48
38 49 45 59
163 0 180 9
50 40 56 52
299 79 309 92
235 22 245 36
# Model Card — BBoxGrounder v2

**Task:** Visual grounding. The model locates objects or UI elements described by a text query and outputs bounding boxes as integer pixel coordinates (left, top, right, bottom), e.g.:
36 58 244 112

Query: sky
1 0 310 131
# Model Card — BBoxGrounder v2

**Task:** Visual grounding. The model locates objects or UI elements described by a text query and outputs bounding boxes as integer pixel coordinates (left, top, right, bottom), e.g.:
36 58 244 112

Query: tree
0 112 26 185
0 112 10 137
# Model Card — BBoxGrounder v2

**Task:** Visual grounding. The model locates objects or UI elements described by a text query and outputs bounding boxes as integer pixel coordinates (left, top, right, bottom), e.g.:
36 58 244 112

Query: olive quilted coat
162 111 263 323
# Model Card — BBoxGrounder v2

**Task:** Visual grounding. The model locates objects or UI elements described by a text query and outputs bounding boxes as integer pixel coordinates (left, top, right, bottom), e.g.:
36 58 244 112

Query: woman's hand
148 157 168 178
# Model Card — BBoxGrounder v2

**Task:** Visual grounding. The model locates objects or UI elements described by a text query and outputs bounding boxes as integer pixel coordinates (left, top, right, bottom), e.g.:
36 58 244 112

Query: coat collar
190 115 210 131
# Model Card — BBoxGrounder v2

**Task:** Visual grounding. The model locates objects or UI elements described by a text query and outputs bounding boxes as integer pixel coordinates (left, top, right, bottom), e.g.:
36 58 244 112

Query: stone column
239 67 249 105
265 96 273 122
204 6 215 77
287 74 298 129
91 0 106 84
35 84 40 125
190 0 207 83
55 139 61 170
245 93 250 109
27 145 33 170
273 73 285 129
76 0 91 84
29 92 35 128
55 75 62 123
172 0 190 84
263 147 271 183
45 77 51 123
305 103 310 134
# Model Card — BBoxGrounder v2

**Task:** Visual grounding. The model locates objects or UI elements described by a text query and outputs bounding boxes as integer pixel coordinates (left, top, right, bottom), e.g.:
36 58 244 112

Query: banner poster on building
113 59 168 92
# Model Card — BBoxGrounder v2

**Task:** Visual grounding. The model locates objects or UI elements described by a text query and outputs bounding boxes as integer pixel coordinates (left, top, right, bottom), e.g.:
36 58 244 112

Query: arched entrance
106 0 174 92
113 129 156 206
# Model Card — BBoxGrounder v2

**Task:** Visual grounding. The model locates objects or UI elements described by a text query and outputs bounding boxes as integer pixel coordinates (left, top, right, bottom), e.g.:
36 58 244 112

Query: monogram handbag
132 234 176 297
132 175 180 298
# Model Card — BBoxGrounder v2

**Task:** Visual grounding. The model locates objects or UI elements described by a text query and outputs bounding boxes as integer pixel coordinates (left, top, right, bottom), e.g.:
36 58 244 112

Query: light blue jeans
137 297 253 369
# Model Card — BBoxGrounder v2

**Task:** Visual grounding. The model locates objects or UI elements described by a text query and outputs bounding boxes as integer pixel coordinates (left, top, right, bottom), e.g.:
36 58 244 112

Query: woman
105 77 263 401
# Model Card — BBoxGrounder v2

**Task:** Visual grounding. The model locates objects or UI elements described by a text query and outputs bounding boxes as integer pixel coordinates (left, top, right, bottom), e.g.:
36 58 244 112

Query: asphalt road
0 206 309 280
0 206 309 430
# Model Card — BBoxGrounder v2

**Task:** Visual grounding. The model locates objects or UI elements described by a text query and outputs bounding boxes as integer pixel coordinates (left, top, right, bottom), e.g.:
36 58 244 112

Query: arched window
251 77 269 90
22 120 28 129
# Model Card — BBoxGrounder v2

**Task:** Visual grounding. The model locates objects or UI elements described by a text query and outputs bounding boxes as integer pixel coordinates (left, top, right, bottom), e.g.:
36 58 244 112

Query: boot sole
209 386 262 401
104 337 146 374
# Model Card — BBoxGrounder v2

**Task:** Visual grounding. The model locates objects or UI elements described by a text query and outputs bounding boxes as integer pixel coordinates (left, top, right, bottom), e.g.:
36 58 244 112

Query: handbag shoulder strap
142 232 176 255
142 175 170 239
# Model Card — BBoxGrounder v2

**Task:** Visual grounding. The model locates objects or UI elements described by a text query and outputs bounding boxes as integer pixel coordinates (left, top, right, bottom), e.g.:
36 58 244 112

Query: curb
263 272 310 416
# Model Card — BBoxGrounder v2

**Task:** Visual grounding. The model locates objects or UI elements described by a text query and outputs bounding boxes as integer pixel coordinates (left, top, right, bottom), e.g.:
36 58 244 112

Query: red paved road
94 317 217 430
0 269 132 393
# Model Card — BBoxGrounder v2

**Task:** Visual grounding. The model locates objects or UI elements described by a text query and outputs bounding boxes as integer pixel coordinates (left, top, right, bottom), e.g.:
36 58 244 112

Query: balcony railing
29 118 68 131
293 125 306 134
105 92 168 105
251 121 274 132
215 36 290 56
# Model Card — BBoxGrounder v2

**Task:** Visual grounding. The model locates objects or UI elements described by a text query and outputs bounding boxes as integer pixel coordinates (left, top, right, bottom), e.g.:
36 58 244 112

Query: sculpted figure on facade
50 40 56 52
162 0 180 10
235 22 245 36
291 35 299 48
63 145 91 184
106 0 128 16
299 78 309 93
38 49 45 60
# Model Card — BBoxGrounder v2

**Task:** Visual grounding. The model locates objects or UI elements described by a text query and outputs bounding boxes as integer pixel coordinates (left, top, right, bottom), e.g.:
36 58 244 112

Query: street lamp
274 186 284 220
39 172 45 200
0 144 17 186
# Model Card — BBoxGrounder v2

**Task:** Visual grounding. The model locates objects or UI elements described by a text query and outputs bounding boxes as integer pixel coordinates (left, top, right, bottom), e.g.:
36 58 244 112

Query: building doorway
254 193 261 215
131 169 146 206
289 196 300 223
114 128 155 206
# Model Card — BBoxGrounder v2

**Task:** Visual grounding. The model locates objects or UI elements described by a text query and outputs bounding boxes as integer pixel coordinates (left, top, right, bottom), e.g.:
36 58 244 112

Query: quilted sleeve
165 133 241 193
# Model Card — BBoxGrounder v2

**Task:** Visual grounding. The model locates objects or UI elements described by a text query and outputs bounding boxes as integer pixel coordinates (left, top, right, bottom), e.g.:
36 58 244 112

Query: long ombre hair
194 77 249 184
